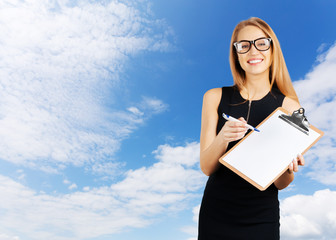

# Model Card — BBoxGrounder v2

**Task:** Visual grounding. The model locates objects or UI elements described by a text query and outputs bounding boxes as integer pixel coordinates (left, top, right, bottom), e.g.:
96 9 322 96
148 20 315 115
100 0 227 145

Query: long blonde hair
229 17 299 102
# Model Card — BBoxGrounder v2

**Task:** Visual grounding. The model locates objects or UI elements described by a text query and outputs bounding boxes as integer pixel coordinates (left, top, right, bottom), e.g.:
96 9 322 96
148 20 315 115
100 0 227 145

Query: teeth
248 59 262 64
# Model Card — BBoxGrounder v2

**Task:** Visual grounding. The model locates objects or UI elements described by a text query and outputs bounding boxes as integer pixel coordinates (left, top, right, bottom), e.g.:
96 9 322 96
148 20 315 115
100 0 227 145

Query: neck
241 71 271 100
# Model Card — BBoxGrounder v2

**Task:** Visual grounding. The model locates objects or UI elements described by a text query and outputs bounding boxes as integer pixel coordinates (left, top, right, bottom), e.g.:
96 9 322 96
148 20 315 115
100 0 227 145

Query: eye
240 42 250 49
257 42 266 47
255 38 271 50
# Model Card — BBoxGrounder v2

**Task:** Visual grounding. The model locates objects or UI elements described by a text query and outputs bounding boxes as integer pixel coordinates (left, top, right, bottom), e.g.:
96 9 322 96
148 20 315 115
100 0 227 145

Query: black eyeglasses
233 37 272 54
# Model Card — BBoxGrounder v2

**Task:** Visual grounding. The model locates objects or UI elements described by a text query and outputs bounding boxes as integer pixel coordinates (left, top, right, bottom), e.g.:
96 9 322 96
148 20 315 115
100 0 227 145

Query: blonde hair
229 17 299 102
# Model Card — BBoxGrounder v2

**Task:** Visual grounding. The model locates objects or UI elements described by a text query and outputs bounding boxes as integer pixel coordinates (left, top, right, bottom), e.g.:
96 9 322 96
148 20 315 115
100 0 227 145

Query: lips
247 58 263 64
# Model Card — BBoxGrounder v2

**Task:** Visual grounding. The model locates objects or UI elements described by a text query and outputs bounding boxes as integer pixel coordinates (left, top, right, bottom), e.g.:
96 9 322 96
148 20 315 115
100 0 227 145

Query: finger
225 124 248 137
222 124 247 142
237 117 247 124
229 126 248 133
225 123 247 134
293 158 298 172
297 154 305 166
224 131 247 141
226 120 247 129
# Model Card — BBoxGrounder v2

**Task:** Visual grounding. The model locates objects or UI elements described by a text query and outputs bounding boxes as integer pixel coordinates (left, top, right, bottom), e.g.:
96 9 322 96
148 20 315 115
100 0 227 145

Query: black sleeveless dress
198 86 285 240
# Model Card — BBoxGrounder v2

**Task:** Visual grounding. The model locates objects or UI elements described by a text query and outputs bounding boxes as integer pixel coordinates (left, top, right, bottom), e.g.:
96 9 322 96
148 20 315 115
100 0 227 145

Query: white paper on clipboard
219 107 324 191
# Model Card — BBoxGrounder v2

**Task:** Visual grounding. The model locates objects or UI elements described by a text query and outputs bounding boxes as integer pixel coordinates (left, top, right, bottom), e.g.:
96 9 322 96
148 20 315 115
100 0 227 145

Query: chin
245 67 269 77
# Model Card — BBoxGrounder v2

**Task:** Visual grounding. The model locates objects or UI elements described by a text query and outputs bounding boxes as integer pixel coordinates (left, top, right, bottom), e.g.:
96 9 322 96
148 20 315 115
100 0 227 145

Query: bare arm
200 88 247 176
274 97 305 190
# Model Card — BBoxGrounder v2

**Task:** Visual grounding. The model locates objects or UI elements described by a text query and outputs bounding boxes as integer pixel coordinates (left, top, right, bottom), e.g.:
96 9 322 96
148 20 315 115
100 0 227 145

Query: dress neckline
237 90 272 103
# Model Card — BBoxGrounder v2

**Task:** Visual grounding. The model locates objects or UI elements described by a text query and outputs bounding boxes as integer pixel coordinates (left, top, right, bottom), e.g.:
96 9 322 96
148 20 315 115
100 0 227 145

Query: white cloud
68 183 77 190
15 169 25 181
63 179 70 185
124 96 168 126
152 142 199 167
293 43 336 185
0 142 205 239
181 204 200 239
111 142 204 210
141 96 169 114
0 234 19 240
280 189 336 239
127 106 144 116
0 0 172 173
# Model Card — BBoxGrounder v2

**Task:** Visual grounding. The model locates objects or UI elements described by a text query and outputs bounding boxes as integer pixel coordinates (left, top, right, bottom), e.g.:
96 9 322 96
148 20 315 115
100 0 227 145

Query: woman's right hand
219 117 248 143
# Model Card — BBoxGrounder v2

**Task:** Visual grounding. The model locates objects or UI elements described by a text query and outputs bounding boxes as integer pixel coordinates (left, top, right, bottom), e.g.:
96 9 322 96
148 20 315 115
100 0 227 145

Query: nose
249 43 259 55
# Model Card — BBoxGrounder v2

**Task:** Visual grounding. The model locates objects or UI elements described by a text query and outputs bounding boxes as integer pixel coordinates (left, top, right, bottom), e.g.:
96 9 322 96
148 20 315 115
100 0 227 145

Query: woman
198 17 304 239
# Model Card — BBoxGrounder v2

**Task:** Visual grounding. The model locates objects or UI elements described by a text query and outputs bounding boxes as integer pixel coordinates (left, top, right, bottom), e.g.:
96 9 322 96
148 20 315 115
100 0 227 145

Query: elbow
274 172 294 190
275 183 287 190
202 169 211 177
200 155 217 176
200 156 211 176
200 162 211 176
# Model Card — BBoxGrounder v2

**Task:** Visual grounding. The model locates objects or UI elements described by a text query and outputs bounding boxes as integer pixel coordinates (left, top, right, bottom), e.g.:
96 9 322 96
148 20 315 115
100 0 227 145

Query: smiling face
236 26 273 79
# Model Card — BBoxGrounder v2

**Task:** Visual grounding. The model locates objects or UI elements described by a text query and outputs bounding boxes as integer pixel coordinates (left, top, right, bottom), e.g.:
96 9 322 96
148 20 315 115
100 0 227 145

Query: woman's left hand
288 154 305 173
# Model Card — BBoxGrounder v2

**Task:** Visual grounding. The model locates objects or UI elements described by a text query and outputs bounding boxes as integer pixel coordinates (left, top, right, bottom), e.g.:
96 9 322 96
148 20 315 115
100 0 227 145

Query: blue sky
0 0 336 239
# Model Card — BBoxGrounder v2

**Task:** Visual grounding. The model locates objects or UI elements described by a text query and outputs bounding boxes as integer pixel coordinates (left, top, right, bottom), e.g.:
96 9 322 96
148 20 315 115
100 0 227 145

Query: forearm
199 88 247 176
200 135 229 176
274 170 294 190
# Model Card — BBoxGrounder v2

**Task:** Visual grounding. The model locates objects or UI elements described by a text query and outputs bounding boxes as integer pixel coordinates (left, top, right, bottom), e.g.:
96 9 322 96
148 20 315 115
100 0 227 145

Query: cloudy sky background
0 0 335 239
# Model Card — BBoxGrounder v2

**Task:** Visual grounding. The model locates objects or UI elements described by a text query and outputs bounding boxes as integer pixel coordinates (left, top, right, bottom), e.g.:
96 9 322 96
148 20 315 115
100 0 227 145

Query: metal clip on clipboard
279 108 310 135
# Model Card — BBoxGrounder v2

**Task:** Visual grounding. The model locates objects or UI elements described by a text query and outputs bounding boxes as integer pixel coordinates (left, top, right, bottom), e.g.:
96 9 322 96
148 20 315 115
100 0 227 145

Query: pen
222 113 260 132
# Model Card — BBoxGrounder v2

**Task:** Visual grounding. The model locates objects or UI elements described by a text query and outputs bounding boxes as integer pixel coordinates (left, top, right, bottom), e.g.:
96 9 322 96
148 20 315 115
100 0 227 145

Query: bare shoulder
282 97 301 113
203 87 222 104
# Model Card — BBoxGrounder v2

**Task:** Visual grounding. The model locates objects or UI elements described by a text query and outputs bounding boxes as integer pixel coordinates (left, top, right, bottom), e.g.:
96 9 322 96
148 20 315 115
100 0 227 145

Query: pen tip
255 129 260 132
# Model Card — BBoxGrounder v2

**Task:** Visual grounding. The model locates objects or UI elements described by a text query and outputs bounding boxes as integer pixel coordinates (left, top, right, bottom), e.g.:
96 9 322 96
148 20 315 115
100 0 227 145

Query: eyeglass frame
233 37 272 54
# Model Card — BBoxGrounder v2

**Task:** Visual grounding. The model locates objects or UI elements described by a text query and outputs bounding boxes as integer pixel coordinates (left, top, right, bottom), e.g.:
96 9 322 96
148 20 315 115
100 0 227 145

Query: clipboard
219 107 324 191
